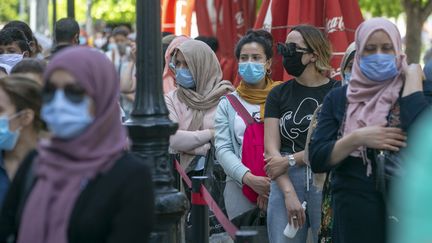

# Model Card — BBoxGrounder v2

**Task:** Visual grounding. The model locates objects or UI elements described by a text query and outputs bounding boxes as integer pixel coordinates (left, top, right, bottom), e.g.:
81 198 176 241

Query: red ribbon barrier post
174 160 239 239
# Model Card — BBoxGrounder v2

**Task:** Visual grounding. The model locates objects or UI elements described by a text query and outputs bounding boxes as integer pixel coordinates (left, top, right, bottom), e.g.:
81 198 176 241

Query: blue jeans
267 165 322 243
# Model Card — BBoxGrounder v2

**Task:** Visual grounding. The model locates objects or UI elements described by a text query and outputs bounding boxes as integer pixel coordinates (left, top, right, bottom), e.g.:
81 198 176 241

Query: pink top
165 90 214 155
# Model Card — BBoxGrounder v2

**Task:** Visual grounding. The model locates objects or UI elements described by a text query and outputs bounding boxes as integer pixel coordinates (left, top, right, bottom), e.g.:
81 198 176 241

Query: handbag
231 207 268 243
371 100 403 200
373 149 404 199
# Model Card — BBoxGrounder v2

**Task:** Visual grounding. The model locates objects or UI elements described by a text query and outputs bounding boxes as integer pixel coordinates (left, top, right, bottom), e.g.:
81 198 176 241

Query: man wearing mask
50 18 80 57
0 27 31 74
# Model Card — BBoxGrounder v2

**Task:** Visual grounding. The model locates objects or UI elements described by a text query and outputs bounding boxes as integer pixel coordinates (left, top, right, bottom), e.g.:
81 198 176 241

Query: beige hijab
176 40 234 131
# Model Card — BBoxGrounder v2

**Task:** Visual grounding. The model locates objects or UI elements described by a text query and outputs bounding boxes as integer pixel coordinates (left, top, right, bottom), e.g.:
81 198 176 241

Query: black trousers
332 189 387 243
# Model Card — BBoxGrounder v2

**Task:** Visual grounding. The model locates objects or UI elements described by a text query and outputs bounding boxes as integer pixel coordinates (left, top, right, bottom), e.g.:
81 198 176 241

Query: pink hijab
343 18 407 175
162 35 190 93
17 47 128 243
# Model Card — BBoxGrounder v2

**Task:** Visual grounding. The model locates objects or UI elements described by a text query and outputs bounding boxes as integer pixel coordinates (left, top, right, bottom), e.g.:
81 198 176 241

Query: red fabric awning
195 0 256 85
255 0 363 81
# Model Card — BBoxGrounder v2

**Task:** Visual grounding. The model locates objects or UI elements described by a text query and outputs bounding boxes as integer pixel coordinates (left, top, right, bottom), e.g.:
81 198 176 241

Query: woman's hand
257 194 268 212
284 191 306 228
242 172 270 196
264 156 288 180
403 63 424 97
354 126 407 151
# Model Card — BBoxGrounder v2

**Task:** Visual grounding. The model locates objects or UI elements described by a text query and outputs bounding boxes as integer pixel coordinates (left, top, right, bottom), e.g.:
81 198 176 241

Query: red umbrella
195 0 256 85
162 0 177 34
255 0 363 81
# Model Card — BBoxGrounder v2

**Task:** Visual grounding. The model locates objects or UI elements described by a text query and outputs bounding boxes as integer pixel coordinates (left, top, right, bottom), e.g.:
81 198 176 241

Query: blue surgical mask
343 72 352 85
176 68 196 89
360 54 398 82
41 90 94 139
0 113 21 151
238 62 266 84
0 53 23 70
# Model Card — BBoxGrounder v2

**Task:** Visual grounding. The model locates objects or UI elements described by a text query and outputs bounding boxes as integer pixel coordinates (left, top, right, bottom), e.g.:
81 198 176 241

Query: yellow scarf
236 77 282 119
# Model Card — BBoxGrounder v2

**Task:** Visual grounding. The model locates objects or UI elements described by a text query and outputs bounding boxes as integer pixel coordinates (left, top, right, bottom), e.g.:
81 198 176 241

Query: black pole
235 230 258 243
67 0 74 18
126 0 187 242
52 0 57 33
191 176 209 243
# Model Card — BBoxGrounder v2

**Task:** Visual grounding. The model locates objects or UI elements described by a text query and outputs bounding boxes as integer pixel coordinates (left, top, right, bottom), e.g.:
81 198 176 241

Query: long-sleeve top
165 90 214 156
0 154 9 208
0 152 154 243
214 92 259 185
309 85 430 191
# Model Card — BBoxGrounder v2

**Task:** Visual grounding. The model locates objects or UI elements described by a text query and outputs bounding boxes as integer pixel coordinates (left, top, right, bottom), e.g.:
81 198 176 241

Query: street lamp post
67 0 75 18
125 0 188 242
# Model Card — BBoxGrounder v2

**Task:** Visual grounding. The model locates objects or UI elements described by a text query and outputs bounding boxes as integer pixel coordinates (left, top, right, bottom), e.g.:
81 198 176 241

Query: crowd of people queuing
0 15 431 243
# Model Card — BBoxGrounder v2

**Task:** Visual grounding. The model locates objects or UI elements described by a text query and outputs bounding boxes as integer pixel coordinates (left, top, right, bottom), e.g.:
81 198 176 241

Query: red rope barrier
174 160 239 239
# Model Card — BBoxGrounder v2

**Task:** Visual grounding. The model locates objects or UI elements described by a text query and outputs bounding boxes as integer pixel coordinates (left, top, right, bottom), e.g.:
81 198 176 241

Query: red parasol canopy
254 0 363 81
195 0 256 85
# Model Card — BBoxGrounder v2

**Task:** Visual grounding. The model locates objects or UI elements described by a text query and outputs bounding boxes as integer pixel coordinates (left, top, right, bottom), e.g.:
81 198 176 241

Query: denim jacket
214 92 250 185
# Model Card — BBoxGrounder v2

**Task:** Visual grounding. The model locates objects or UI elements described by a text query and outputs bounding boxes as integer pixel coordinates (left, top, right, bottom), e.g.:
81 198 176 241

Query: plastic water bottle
283 201 307 238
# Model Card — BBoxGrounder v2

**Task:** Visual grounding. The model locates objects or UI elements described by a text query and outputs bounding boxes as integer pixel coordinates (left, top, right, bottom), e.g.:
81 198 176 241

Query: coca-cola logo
235 11 244 28
326 16 345 33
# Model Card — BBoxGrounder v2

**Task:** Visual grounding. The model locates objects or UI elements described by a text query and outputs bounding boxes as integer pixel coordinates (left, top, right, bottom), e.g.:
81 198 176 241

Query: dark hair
3 21 39 55
112 26 130 37
11 58 46 75
55 18 80 43
0 27 31 53
0 75 43 131
195 36 219 52
235 30 274 60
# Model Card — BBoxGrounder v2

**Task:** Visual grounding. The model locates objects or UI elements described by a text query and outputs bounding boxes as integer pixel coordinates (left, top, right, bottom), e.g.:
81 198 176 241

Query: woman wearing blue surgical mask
309 18 429 243
0 75 42 207
0 47 154 243
264 25 338 243
340 42 356 85
214 30 281 221
165 40 234 171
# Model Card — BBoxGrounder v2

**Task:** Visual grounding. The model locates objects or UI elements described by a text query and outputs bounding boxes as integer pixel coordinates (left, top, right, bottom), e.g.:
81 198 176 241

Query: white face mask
0 53 24 71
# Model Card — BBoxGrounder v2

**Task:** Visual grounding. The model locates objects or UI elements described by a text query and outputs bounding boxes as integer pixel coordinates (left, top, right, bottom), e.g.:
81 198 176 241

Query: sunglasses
277 42 313 57
42 82 87 104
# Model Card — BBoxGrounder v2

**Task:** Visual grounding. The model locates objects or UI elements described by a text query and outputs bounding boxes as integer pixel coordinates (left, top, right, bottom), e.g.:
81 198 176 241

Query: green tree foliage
0 0 19 23
92 0 136 24
359 0 403 18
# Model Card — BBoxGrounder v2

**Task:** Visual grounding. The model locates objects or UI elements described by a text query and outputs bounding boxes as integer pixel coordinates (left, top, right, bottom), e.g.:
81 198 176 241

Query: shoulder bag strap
225 94 255 125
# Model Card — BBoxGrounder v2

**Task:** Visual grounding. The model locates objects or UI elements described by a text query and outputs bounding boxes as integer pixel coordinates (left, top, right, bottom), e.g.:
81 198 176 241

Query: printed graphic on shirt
279 97 319 153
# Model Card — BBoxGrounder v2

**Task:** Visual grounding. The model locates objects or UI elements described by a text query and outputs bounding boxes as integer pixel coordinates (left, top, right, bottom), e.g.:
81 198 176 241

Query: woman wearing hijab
165 39 234 171
309 18 428 243
162 35 190 94
0 47 154 243
340 42 356 85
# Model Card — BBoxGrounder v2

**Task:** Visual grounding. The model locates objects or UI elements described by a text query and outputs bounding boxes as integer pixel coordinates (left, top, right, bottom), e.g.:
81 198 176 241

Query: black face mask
278 42 311 77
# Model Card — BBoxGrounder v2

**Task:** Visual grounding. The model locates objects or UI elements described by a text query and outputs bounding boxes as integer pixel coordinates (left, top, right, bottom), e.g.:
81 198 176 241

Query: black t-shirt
265 78 338 153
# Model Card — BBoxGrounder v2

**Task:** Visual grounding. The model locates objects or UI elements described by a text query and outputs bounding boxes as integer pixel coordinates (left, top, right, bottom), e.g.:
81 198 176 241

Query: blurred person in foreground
390 109 432 243
0 76 43 208
0 47 154 243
